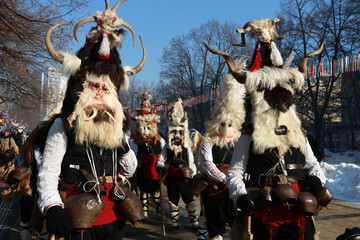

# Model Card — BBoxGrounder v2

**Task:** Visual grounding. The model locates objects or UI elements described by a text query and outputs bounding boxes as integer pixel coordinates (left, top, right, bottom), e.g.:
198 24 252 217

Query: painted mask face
138 121 157 140
217 119 237 143
169 126 185 147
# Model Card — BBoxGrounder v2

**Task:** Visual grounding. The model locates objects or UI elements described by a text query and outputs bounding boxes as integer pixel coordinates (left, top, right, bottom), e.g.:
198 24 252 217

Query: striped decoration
131 54 359 116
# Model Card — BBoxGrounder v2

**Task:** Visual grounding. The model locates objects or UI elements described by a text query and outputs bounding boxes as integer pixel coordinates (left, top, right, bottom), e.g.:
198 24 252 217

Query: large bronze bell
247 187 262 208
297 191 318 216
261 185 273 206
5 166 32 186
315 187 333 207
64 193 105 229
119 190 145 225
273 184 298 207
181 166 193 179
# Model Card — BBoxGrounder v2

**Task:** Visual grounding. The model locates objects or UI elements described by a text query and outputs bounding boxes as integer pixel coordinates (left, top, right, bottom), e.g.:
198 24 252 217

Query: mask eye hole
228 123 232 127
221 122 226 127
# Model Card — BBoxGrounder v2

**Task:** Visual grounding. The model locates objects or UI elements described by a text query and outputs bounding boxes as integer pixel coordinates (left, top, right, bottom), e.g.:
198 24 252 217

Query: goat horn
121 21 136 46
160 109 167 120
112 0 127 12
202 40 247 84
74 16 97 43
233 32 246 47
134 92 142 97
181 112 187 123
127 36 146 75
170 113 174 121
127 108 136 122
145 89 151 96
236 26 251 34
105 0 111 10
46 23 70 64
299 42 324 78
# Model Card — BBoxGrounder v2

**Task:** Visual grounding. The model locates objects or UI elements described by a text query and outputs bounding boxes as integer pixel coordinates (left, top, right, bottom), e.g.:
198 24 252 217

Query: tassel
270 41 284 66
98 33 110 60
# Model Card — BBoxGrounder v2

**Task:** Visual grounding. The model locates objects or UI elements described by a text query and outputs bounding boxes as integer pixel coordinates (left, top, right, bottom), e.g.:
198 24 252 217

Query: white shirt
199 140 227 183
157 146 197 177
226 134 326 202
36 118 137 214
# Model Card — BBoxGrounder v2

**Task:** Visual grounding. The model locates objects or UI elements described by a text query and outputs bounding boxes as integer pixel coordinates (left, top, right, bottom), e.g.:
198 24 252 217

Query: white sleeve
226 134 251 202
187 147 197 177
36 118 67 214
156 144 167 169
199 141 226 183
160 138 166 149
304 138 326 185
118 141 138 180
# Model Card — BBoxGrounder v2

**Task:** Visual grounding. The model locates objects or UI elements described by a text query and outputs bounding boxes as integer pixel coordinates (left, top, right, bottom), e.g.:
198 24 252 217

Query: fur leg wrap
186 201 199 228
153 190 161 213
140 192 149 218
169 201 180 227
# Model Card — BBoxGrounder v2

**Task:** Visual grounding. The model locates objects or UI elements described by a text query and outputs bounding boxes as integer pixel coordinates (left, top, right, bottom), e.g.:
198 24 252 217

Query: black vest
211 145 234 165
60 131 129 184
246 142 306 180
167 148 189 167
137 141 162 157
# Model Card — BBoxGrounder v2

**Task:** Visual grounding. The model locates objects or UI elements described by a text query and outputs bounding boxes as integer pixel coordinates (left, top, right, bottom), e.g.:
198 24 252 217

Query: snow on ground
321 149 360 203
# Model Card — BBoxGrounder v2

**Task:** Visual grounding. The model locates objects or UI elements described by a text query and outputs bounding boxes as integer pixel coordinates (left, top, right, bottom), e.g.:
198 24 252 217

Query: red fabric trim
137 155 159 180
97 54 110 60
252 183 305 240
167 165 183 178
249 50 262 72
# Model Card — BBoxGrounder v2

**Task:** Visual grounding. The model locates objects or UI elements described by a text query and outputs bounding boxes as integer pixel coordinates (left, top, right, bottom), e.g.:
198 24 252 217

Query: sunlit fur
204 65 247 148
246 67 306 155
167 99 190 155
238 18 281 43
67 73 124 149
133 117 161 146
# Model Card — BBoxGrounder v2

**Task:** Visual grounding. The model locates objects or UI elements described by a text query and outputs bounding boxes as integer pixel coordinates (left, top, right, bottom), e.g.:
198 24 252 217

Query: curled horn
128 36 146 75
202 40 247 84
112 0 128 12
299 42 324 78
127 108 136 122
181 112 187 123
46 23 70 64
160 109 167 120
272 17 286 40
111 0 136 46
105 0 111 10
233 26 251 47
74 17 97 43
145 89 151 97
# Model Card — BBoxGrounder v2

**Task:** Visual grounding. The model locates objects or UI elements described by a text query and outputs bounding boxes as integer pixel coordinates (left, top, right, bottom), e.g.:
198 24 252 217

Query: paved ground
0 182 359 240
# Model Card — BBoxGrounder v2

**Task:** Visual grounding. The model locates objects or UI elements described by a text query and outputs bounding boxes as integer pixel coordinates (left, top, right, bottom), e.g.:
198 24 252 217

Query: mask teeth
85 108 98 121
105 110 117 123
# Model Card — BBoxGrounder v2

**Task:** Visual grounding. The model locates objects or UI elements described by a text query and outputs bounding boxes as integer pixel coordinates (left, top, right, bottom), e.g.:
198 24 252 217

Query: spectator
12 128 22 166
0 128 19 179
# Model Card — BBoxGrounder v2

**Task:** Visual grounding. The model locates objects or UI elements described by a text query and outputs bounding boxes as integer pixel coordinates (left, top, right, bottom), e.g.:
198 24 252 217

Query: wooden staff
242 215 253 240
159 171 166 236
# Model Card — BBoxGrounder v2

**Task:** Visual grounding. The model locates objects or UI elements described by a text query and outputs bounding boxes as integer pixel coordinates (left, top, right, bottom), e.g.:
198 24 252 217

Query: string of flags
131 54 359 116
306 54 360 78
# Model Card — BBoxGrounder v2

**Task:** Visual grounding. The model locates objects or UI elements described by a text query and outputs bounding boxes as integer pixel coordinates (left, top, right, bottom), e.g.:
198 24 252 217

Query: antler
73 0 136 46
160 109 167 120
126 36 146 76
45 23 70 64
299 42 324 78
202 40 247 84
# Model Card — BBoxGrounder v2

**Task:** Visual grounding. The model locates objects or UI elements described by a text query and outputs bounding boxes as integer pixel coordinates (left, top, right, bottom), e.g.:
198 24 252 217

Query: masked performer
26 1 146 239
156 98 198 231
198 61 247 240
132 90 166 220
203 40 332 240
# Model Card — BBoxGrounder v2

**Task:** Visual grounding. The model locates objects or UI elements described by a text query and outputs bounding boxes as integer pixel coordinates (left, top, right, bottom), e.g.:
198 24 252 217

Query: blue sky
70 0 283 85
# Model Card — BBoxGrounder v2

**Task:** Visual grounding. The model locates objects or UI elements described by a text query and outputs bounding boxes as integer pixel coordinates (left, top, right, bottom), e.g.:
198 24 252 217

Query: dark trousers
166 176 194 205
20 195 34 223
203 195 236 238
137 174 159 195
66 219 125 240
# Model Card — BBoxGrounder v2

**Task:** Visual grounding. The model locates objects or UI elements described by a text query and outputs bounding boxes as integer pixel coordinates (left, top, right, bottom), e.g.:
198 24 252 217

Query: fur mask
245 67 306 156
133 118 161 145
67 73 124 149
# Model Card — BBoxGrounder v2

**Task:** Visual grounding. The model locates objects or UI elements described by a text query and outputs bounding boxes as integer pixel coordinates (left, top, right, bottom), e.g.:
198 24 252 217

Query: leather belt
97 176 115 184
286 164 304 170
